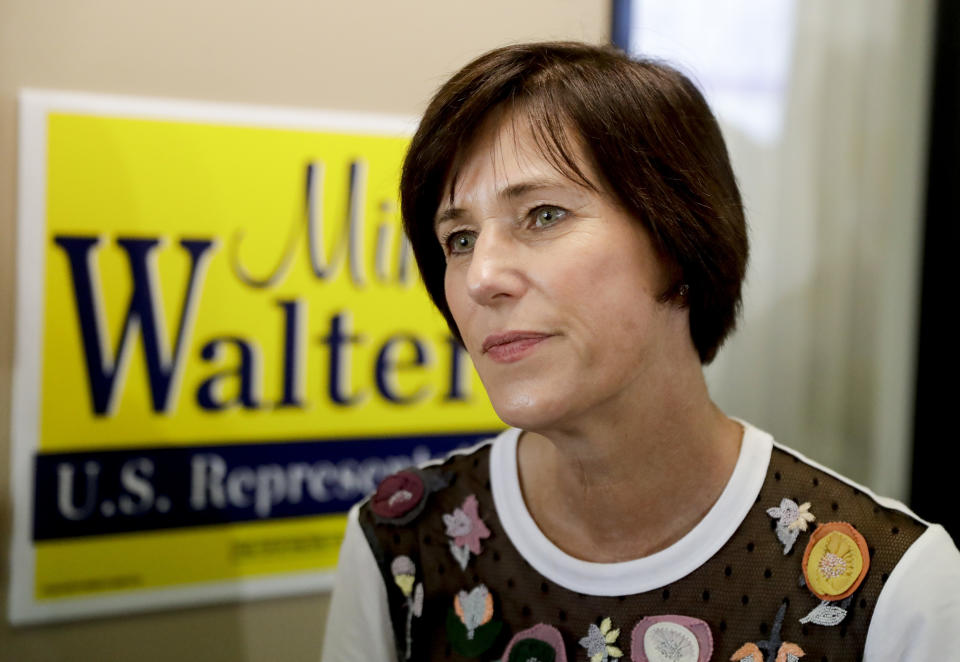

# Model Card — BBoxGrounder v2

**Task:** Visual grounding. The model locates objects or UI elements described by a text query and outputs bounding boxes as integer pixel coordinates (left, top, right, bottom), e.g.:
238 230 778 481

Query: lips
481 331 553 363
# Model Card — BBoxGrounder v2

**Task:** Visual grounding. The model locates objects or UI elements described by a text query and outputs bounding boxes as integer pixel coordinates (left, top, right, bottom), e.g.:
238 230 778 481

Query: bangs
441 91 603 210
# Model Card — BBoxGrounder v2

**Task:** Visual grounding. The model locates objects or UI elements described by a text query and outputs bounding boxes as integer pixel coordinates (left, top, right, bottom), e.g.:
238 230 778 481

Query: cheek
555 245 662 346
444 272 461 321
444 269 475 340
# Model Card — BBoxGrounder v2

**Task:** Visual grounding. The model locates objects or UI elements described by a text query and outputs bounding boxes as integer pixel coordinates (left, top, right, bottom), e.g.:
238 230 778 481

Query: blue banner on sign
33 432 500 541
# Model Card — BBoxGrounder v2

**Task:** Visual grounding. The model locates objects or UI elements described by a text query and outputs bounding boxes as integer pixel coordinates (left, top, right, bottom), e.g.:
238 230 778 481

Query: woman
322 42 959 662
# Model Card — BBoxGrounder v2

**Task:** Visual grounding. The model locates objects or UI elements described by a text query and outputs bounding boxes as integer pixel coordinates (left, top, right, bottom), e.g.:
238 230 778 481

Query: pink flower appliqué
630 615 712 662
443 494 491 568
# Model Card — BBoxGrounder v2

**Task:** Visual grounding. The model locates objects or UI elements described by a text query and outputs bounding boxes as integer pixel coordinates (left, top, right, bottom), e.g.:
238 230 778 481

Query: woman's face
436 115 693 431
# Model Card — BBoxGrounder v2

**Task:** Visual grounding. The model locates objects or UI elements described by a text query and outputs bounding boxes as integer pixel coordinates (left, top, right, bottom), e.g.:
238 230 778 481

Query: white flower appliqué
579 617 623 662
643 622 699 662
766 498 815 554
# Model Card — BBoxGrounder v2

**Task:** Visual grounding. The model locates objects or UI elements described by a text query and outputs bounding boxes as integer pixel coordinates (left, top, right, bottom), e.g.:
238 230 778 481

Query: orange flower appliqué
775 642 806 662
802 521 870 601
453 585 494 639
730 643 762 661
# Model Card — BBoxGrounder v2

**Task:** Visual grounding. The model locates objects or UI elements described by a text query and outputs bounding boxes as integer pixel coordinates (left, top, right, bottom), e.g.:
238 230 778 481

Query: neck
516 356 742 562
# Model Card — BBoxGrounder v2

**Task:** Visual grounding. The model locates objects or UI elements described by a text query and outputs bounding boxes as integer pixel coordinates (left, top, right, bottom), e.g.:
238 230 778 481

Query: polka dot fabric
359 445 926 661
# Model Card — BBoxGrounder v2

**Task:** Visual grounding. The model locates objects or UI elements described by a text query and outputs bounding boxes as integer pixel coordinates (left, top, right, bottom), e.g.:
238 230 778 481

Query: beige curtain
705 0 935 501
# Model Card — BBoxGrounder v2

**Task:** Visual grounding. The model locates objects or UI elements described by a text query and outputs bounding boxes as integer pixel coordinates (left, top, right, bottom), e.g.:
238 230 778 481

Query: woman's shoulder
765 438 929 545
354 428 509 555
324 432 511 662
761 438 960 661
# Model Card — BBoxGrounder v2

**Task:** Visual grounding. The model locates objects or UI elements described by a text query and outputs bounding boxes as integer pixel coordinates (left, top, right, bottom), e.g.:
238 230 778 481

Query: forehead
442 110 598 208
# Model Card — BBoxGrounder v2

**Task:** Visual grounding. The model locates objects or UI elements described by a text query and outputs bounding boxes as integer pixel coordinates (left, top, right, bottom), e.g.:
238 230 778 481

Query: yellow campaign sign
9 91 502 624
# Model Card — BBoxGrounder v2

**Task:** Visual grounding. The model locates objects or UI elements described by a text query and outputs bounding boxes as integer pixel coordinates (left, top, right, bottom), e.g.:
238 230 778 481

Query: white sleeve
863 524 960 661
321 504 398 662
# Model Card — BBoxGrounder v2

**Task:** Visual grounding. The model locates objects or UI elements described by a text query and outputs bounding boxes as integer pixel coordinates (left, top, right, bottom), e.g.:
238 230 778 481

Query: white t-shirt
322 424 960 661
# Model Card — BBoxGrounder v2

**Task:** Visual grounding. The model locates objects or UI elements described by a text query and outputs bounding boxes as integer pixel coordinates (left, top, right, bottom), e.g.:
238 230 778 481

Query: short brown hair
400 41 747 364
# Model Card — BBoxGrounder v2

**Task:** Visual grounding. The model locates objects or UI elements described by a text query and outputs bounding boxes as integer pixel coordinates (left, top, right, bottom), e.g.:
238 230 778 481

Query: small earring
678 283 689 297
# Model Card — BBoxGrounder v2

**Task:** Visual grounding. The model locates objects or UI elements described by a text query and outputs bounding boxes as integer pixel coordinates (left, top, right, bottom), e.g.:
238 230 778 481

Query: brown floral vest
358 442 926 662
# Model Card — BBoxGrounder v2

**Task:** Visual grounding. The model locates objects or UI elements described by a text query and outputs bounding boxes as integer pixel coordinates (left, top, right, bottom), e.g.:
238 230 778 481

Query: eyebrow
434 180 563 227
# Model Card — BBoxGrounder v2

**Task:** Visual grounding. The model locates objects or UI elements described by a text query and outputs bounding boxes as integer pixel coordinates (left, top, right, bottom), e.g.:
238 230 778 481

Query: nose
465 226 527 305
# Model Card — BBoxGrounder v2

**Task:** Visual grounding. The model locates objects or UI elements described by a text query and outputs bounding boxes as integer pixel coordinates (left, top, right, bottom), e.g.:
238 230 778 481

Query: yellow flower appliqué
802 522 870 601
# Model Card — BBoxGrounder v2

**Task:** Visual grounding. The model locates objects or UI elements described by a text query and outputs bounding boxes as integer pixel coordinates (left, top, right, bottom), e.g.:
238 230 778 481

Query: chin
488 388 569 432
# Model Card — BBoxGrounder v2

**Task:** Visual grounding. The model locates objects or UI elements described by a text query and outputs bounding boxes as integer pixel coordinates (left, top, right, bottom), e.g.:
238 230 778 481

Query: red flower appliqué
372 471 425 519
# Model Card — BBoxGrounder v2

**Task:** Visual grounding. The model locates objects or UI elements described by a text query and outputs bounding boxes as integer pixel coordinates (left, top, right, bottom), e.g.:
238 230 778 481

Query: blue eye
533 206 566 227
447 231 476 254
